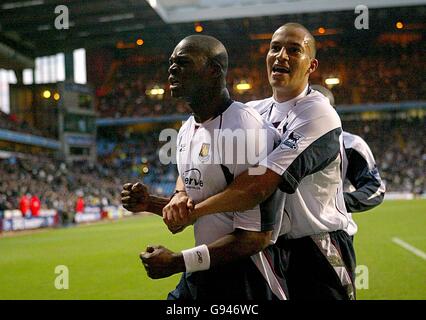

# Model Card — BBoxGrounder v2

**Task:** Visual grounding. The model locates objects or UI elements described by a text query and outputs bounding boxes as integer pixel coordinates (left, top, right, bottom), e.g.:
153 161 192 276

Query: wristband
170 189 186 200
181 244 210 272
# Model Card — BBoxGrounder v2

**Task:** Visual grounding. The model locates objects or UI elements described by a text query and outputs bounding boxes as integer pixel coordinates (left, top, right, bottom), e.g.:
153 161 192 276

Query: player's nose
276 47 289 61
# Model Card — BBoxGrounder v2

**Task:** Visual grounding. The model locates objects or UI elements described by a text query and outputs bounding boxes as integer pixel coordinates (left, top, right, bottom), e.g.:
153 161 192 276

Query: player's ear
307 58 318 75
208 60 223 79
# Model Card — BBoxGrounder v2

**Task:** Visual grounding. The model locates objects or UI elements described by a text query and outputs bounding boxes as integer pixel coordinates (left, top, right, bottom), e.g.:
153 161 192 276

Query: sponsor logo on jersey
280 131 303 151
179 144 186 152
183 168 204 189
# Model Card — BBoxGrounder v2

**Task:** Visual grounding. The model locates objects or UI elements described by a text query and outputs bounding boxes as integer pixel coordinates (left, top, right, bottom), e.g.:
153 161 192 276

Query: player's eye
288 47 302 54
270 45 281 52
175 58 190 66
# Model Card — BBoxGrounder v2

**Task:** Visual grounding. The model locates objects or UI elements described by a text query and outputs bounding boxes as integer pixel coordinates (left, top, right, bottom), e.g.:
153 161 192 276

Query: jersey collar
272 84 309 112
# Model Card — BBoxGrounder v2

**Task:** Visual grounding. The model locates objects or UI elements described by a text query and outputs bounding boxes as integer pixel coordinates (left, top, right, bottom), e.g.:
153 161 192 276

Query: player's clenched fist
162 192 195 229
121 182 150 213
140 245 184 279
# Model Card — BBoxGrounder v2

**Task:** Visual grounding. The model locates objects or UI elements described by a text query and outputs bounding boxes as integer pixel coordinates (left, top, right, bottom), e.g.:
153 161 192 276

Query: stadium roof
0 0 165 68
0 0 425 69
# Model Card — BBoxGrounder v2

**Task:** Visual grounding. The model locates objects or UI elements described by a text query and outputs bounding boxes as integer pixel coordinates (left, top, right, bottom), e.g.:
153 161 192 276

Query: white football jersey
176 101 288 299
249 86 354 239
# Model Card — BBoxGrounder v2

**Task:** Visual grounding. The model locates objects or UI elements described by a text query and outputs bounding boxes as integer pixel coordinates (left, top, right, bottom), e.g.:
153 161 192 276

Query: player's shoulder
224 102 280 151
246 97 274 115
343 131 370 150
302 89 337 115
177 115 194 136
224 101 272 129
294 90 341 126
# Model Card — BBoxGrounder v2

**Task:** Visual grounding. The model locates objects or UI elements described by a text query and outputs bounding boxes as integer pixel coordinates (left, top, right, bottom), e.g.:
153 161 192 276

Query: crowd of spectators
342 117 425 194
94 42 425 118
0 127 178 215
0 154 122 215
97 128 178 194
312 52 426 105
96 63 190 118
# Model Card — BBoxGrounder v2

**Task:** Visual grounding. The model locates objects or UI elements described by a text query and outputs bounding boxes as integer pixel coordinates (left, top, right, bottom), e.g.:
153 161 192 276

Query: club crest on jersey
280 131 303 151
198 143 210 162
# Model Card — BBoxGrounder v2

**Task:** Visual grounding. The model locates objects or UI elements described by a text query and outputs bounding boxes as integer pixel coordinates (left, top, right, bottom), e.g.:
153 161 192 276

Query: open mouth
272 65 290 74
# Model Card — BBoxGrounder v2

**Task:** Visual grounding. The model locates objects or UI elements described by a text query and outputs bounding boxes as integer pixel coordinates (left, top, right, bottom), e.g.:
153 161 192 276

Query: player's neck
273 83 308 103
190 88 231 123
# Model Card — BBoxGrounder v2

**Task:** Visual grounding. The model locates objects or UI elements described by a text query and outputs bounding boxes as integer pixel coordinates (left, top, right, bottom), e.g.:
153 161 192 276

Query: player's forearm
148 176 186 217
207 229 272 268
344 188 384 213
146 195 170 216
193 169 276 218
193 188 258 218
345 167 385 213
171 229 272 272
175 175 185 191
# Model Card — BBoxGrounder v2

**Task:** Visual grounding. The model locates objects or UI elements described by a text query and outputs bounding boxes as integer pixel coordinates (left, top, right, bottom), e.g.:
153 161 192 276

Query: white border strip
163 0 426 23
392 237 426 260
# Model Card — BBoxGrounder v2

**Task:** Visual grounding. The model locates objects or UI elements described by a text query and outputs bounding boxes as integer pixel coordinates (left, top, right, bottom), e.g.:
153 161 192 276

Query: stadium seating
94 43 426 118
342 117 425 194
0 155 122 213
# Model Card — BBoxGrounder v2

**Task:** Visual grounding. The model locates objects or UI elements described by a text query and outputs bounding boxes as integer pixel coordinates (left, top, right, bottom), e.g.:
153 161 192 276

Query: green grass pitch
0 199 425 300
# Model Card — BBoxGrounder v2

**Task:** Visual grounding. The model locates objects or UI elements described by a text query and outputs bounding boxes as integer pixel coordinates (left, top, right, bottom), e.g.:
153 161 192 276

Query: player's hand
121 182 150 213
162 194 195 229
167 223 186 235
139 245 184 279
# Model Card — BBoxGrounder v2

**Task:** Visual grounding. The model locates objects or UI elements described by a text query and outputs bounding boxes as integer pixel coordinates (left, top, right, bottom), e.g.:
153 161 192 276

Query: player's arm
162 163 282 226
194 168 281 218
183 111 342 223
344 146 385 212
121 176 187 217
140 228 272 279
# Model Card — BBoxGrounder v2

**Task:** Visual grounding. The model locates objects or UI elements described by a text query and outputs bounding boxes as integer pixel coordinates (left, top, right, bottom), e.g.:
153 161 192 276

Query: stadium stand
97 130 178 196
0 154 121 213
342 117 425 194
94 42 426 119
96 61 190 118
0 110 47 137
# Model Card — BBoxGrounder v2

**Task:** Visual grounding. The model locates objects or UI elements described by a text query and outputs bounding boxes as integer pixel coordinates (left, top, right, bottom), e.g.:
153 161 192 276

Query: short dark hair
181 35 228 75
278 22 316 58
